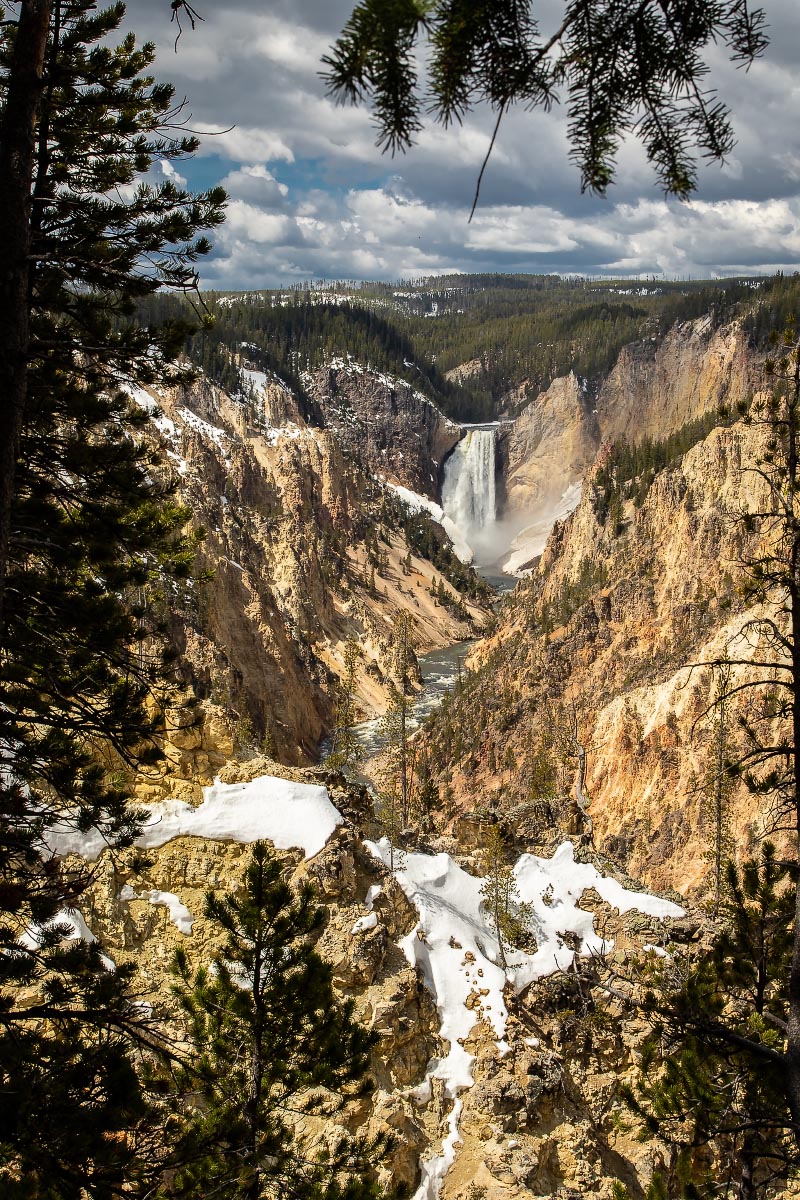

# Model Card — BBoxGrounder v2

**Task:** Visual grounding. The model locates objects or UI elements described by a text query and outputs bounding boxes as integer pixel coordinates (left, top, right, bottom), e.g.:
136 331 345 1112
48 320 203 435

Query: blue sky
128 0 800 288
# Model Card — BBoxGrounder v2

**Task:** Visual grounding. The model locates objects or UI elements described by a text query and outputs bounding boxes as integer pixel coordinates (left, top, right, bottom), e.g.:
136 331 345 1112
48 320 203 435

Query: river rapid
320 639 475 762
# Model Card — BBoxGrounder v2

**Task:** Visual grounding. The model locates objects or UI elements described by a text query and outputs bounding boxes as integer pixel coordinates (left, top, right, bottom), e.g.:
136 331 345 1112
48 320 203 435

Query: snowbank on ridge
47 775 342 863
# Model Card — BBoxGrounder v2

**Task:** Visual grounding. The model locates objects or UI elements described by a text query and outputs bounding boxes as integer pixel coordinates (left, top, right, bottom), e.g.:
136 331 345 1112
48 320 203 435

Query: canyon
46 285 799 1198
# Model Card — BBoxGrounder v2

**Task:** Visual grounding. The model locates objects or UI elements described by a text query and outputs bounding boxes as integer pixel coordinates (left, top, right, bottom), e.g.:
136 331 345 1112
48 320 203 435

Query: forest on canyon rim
4 2 800 1199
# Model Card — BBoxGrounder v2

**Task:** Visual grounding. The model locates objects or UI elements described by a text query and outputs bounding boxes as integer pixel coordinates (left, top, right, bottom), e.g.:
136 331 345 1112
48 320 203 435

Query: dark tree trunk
0 0 52 640
737 1136 756 1200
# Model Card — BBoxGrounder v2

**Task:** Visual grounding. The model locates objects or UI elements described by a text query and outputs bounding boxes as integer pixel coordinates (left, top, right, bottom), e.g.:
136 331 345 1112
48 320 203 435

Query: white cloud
122 0 800 286
222 201 296 244
201 125 295 165
158 159 187 188
249 19 331 72
221 163 290 203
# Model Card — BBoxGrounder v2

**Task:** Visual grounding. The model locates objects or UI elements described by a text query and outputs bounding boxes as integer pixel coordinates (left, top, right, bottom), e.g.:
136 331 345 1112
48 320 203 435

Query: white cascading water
441 428 497 560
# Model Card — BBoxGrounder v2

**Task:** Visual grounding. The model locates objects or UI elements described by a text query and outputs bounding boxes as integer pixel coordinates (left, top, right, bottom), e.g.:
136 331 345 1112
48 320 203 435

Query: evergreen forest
140 273 797 425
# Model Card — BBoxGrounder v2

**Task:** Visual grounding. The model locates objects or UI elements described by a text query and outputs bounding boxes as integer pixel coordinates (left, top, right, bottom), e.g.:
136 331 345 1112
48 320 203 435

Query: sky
125 0 800 289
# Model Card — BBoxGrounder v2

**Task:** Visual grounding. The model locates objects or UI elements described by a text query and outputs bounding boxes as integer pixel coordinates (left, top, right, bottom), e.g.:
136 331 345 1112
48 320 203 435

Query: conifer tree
324 0 768 209
165 842 381 1200
0 0 223 622
0 1 224 1188
414 751 439 830
377 611 417 838
479 822 530 971
0 919 167 1199
704 656 734 917
328 635 363 772
625 325 800 1190
626 846 797 1198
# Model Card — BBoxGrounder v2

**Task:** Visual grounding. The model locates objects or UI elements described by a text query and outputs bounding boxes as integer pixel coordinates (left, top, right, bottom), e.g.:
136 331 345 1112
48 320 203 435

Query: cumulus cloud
122 0 799 285
158 159 187 187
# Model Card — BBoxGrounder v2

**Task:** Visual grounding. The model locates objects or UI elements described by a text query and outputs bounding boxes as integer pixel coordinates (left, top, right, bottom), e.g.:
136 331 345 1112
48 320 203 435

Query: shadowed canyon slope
129 363 490 788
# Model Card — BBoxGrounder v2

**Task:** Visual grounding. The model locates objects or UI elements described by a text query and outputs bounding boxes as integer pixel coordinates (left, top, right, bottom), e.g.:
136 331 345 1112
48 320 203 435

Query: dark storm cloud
122 0 800 285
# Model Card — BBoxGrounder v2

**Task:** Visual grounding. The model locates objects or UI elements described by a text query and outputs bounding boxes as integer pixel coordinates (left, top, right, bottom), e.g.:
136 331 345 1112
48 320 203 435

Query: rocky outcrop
496 315 757 527
596 316 755 444
75 782 439 1193
304 362 461 497
73 767 701 1200
498 372 597 514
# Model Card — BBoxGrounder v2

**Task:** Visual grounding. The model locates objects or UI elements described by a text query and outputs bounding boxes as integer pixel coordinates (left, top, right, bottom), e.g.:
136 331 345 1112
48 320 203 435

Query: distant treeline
138 273 798 423
394 276 763 413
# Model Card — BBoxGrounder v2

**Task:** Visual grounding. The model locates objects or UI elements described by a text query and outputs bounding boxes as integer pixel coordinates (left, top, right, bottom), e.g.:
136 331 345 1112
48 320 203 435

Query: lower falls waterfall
441 427 497 561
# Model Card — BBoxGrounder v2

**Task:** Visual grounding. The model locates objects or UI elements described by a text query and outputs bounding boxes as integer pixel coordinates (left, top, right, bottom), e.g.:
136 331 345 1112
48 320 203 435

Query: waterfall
441 428 497 546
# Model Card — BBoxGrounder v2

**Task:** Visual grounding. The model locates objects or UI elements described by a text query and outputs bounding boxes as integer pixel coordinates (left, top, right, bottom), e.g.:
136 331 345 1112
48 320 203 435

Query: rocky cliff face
133 364 489 767
421 405 784 898
496 315 757 528
498 372 597 513
72 760 697 1200
596 316 755 444
304 362 462 497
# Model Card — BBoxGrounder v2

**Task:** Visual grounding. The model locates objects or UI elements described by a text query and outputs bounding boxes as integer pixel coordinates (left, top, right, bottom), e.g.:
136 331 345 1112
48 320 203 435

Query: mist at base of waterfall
500 483 583 575
454 487 583 576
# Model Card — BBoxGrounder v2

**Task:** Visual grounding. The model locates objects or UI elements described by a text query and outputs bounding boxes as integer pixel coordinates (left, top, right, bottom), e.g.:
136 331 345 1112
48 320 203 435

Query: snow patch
178 407 230 458
19 908 116 971
511 841 682 991
241 367 268 392
351 911 378 934
261 423 304 446
367 837 683 1199
141 888 194 933
47 775 343 863
386 482 474 565
644 943 670 958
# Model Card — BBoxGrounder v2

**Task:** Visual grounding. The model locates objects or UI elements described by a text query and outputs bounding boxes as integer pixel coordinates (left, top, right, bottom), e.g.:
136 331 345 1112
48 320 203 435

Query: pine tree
378 612 417 831
704 656 734 917
479 822 530 971
328 635 362 772
0 920 167 1199
0 2 225 1189
165 842 381 1200
0 0 223 622
626 846 797 1199
414 751 440 829
324 1 767 205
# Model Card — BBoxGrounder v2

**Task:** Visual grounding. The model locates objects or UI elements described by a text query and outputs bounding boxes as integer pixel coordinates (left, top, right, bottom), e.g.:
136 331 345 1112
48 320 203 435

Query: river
319 571 517 763
320 638 476 762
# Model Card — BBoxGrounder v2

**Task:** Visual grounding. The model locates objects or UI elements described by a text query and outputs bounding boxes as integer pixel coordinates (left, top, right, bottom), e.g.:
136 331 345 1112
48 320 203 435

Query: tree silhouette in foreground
324 0 768 213
165 841 382 1200
627 846 797 1198
0 2 224 1190
626 325 800 1195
